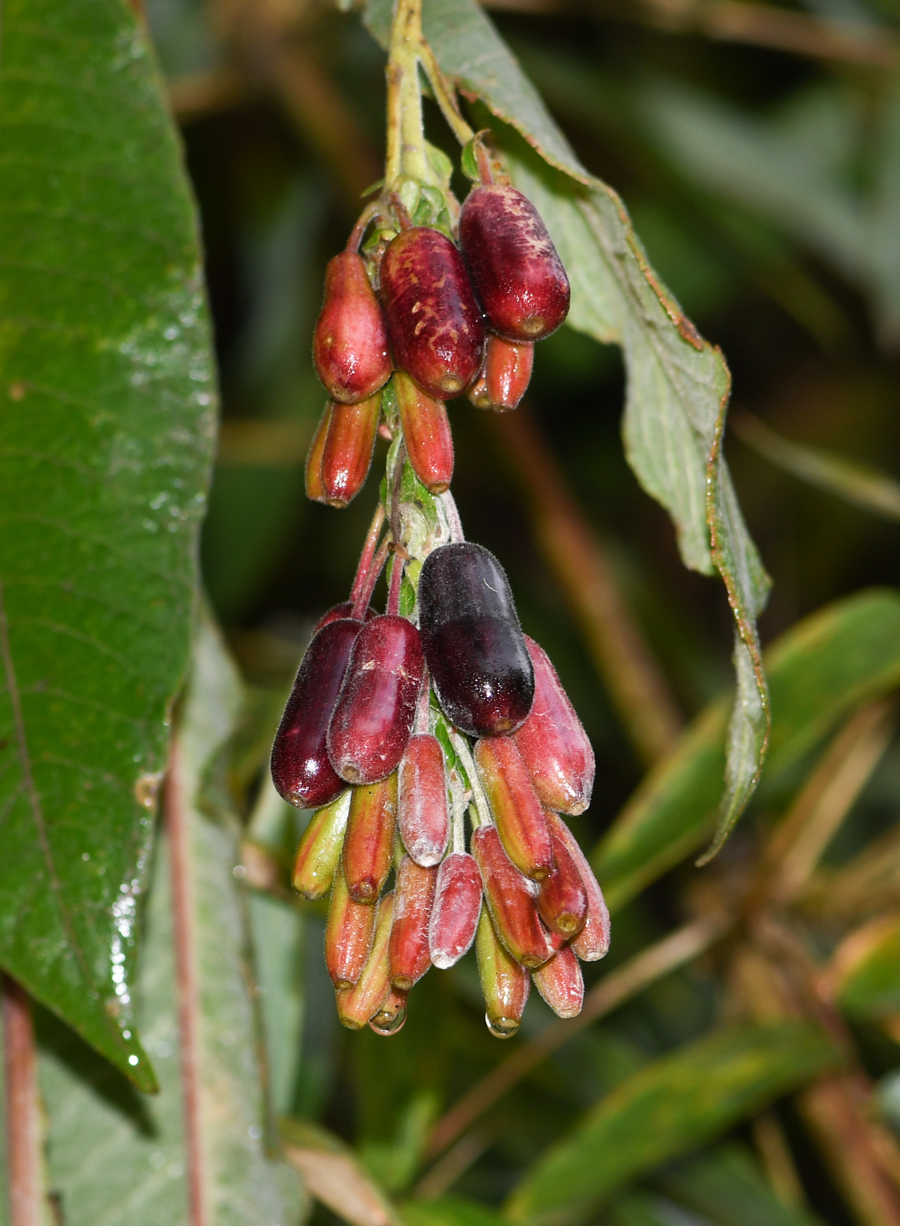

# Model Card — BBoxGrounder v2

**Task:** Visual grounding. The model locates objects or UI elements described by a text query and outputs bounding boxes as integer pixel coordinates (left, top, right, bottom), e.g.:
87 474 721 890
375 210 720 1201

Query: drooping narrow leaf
281 1118 403 1226
365 0 770 844
35 615 303 1224
0 0 217 1082
505 1023 841 1225
829 915 900 1020
594 589 900 910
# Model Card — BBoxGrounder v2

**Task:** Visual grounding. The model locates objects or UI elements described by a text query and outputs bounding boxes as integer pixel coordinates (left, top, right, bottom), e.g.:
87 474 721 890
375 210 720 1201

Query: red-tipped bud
325 862 377 988
394 372 454 494
472 825 553 969
545 812 610 961
459 185 570 342
398 734 450 867
328 615 424 785
313 251 392 404
475 908 530 1038
291 790 350 900
418 543 534 738
429 852 483 969
321 393 381 508
335 892 394 1029
474 737 553 881
305 403 332 503
514 637 595 816
369 988 408 1036
342 773 398 904
481 336 533 411
389 857 437 991
313 602 378 634
531 946 584 1019
271 619 361 809
537 828 588 938
380 227 484 399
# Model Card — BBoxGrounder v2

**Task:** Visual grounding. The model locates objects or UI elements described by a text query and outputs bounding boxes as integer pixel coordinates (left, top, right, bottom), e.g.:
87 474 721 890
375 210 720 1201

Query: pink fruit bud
305 403 332 503
537 828 588 938
429 852 483 969
484 336 534 411
475 909 530 1038
389 857 438 991
335 892 394 1029
271 618 362 810
531 946 584 1019
313 251 392 404
545 812 610 961
398 734 450 867
321 392 381 508
342 773 398 904
475 737 553 881
514 637 595 816
328 615 424 785
394 372 454 494
472 825 554 969
325 863 377 988
291 790 350 900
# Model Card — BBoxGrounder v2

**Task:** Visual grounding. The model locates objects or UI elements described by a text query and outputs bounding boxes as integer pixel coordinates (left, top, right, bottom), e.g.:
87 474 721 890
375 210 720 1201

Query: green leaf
401 1198 509 1226
658 1144 827 1226
365 0 770 851
593 588 900 911
505 1022 841 1225
830 915 900 1020
34 615 303 1223
0 0 216 1083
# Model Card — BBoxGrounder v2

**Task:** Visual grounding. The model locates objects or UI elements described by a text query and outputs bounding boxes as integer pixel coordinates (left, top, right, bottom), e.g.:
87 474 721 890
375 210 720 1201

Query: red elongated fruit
321 393 381 507
380 227 484 399
545 811 610 960
532 946 584 1019
475 736 553 881
313 251 392 404
389 857 437 990
369 988 408 1035
429 852 483 969
305 402 332 503
398 734 450 867
336 892 393 1029
467 361 490 410
394 372 454 493
328 615 425 784
514 637 595 816
291 790 350 900
271 618 362 809
313 602 377 634
475 908 529 1038
418 543 534 737
325 862 377 988
482 336 534 411
472 825 553 969
459 185 570 342
342 773 398 903
537 828 588 937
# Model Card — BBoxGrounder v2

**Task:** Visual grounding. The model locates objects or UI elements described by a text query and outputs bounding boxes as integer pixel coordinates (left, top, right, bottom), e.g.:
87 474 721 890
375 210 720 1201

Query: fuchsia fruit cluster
272 159 609 1037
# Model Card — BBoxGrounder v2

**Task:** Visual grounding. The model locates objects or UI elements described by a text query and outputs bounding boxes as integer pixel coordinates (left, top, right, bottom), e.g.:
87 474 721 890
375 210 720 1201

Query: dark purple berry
417 542 534 737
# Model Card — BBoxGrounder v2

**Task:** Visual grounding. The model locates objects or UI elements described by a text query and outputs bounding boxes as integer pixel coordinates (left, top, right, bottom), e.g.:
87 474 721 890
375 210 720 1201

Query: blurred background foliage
143 0 900 1222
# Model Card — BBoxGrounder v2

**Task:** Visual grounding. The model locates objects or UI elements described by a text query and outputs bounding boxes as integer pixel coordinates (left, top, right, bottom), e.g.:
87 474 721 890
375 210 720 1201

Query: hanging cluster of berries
272 140 609 1038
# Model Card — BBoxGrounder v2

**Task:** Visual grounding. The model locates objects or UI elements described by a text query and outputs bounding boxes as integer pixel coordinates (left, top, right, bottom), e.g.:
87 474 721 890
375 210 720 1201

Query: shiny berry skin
335 892 393 1029
389 857 437 991
291 790 350 900
514 636 595 816
321 393 381 507
327 615 425 785
325 862 377 988
342 774 397 903
379 227 484 399
313 251 392 404
313 602 377 635
418 542 534 737
537 827 588 937
398 734 450 867
475 908 529 1038
531 946 584 1019
459 185 570 342
546 812 610 961
472 825 553 969
469 336 534 411
394 372 454 493
475 736 553 881
429 852 483 969
271 618 361 809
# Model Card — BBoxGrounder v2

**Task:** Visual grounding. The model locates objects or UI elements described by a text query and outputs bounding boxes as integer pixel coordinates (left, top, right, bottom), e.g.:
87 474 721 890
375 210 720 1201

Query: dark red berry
536 828 588 937
514 636 595 816
388 856 437 991
313 602 377 635
327 615 425 785
271 618 361 809
546 812 610 961
321 393 381 507
472 825 554 969
469 336 534 411
459 185 570 342
313 251 392 404
394 372 454 493
418 542 534 737
379 227 484 399
531 946 584 1019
